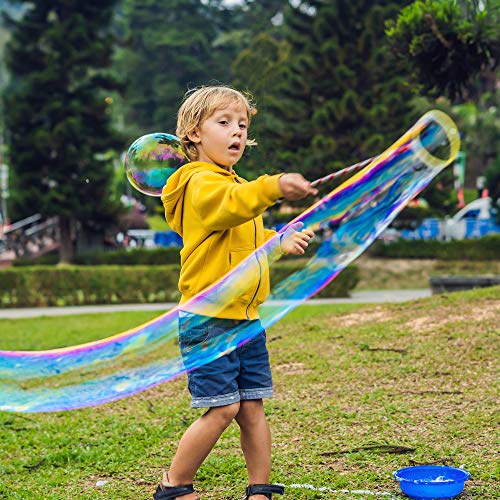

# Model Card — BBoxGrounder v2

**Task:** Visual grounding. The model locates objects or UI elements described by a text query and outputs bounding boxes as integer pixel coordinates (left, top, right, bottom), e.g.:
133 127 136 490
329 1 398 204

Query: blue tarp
399 217 500 240
153 231 183 247
400 218 442 240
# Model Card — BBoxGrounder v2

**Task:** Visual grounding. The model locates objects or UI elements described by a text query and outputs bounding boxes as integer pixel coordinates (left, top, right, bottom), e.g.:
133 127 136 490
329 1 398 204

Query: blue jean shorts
178 313 273 408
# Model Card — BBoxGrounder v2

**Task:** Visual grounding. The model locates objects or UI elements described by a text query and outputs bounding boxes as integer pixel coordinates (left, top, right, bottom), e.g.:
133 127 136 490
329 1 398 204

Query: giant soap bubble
0 110 460 412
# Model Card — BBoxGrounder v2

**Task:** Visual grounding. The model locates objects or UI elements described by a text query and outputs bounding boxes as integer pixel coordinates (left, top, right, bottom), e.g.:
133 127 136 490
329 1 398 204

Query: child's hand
280 222 314 255
279 173 318 200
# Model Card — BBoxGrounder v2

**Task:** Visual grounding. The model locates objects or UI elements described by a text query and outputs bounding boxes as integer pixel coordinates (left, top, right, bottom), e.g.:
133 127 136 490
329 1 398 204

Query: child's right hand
279 173 318 200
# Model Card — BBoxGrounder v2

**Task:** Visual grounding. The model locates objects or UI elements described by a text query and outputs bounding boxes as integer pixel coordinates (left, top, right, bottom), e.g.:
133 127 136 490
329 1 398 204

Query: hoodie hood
161 162 235 236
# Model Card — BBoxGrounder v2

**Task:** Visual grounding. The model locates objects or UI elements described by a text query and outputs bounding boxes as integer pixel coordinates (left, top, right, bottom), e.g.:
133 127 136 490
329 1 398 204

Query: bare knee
235 399 265 428
204 402 240 429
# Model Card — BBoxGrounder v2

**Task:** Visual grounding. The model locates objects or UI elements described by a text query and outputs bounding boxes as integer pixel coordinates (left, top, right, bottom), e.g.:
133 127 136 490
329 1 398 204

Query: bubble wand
310 156 377 188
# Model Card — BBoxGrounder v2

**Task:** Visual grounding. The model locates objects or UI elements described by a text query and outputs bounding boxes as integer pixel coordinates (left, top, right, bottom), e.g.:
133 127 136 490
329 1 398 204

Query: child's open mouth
229 142 240 151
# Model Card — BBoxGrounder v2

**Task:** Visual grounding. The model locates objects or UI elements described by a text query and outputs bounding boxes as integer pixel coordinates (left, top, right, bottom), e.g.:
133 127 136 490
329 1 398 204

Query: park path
0 289 431 319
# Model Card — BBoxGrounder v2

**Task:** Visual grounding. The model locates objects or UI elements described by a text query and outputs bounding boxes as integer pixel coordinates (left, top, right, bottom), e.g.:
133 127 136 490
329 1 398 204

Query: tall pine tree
3 0 122 262
117 0 227 137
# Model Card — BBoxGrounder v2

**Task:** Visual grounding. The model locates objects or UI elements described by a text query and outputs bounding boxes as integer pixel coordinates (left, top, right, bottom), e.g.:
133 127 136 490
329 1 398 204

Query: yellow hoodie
161 162 284 320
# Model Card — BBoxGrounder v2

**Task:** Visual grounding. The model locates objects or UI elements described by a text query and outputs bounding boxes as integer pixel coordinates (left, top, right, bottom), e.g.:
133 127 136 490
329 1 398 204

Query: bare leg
164 403 240 499
236 399 271 500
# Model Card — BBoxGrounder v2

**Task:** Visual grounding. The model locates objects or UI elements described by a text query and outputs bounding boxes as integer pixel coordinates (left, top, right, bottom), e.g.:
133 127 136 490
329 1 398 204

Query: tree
387 0 499 202
386 0 500 101
3 0 123 262
116 0 229 138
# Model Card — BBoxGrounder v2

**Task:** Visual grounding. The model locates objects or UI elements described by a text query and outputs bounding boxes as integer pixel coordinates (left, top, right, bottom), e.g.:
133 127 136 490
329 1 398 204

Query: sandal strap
245 483 285 499
153 482 194 499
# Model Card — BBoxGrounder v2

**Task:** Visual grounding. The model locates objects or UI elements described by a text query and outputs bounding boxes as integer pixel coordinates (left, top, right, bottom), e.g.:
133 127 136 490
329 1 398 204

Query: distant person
155 85 316 500
476 175 487 198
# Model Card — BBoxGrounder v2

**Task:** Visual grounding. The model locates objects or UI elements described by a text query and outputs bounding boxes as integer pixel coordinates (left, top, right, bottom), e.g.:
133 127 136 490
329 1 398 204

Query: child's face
188 100 248 169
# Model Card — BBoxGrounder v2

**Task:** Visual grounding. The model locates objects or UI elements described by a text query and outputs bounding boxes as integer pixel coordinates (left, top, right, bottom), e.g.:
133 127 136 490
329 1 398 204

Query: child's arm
191 172 318 231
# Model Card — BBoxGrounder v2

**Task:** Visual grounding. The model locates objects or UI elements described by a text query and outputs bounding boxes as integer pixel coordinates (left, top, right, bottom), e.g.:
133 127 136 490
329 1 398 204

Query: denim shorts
178 313 273 408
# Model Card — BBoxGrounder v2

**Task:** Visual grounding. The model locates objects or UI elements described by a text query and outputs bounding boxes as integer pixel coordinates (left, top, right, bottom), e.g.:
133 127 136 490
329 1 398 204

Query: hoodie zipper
233 177 262 319
245 219 262 319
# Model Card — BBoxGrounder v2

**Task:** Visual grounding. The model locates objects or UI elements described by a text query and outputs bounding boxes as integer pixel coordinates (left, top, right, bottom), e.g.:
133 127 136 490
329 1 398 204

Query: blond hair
176 85 257 161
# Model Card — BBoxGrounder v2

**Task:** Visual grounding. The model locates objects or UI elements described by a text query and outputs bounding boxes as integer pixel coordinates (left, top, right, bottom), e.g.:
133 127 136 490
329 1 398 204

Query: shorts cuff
191 390 241 408
240 387 273 400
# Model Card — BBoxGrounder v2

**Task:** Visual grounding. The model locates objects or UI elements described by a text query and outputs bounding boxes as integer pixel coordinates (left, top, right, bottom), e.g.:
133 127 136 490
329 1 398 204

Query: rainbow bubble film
125 132 187 196
0 110 460 412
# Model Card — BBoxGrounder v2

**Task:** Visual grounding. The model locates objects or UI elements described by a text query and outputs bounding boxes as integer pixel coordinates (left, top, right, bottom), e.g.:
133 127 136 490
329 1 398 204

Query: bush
13 243 321 267
13 247 182 267
370 235 500 260
0 262 359 308
0 266 181 307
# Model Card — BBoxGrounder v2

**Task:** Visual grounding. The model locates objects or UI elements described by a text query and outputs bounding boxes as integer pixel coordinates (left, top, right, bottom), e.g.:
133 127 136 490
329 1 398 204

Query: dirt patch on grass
332 306 387 327
274 362 306 375
405 300 500 333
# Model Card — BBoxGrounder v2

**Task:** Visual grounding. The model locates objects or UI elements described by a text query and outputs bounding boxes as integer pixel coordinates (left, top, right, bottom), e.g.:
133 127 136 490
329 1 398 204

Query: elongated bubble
0 110 460 412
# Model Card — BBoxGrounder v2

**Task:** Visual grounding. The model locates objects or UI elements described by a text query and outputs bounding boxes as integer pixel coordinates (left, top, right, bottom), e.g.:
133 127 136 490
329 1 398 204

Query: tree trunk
58 216 74 264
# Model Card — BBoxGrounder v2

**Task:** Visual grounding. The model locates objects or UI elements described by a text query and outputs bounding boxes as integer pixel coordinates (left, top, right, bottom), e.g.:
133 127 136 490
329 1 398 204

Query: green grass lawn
0 287 499 499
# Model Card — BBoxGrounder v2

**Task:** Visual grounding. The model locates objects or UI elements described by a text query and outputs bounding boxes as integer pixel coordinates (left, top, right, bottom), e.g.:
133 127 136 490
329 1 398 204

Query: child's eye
219 120 228 125
239 123 247 129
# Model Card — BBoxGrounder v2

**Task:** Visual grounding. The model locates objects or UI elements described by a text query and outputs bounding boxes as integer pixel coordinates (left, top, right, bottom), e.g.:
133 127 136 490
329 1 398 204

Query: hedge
12 247 182 267
0 263 359 308
370 234 500 260
13 243 323 267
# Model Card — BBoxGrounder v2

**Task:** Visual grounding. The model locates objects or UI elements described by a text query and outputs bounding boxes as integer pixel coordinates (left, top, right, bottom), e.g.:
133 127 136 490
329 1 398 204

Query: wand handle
310 156 377 188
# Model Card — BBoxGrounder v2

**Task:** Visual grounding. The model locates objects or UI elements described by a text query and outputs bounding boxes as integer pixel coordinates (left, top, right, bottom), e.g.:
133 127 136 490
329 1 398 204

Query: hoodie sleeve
190 171 283 231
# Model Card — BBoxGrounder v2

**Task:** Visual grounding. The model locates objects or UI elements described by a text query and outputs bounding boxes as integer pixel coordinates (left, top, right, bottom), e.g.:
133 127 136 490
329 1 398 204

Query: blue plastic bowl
393 465 470 499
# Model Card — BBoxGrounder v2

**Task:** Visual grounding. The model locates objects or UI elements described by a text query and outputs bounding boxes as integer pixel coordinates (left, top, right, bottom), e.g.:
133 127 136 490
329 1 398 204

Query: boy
156 85 317 500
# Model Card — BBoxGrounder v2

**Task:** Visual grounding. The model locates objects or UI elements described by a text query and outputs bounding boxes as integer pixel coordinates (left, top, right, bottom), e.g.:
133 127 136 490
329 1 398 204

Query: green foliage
116 0 213 136
115 0 287 142
2 0 124 261
73 247 182 265
371 234 500 259
116 1 224 137
0 262 359 307
13 247 181 266
232 32 292 178
453 96 500 168
386 0 500 100
0 265 181 307
451 90 499 189
234 1 417 183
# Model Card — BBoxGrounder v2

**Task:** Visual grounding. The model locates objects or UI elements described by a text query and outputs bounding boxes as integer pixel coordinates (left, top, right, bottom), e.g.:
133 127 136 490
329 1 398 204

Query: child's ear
187 128 201 143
